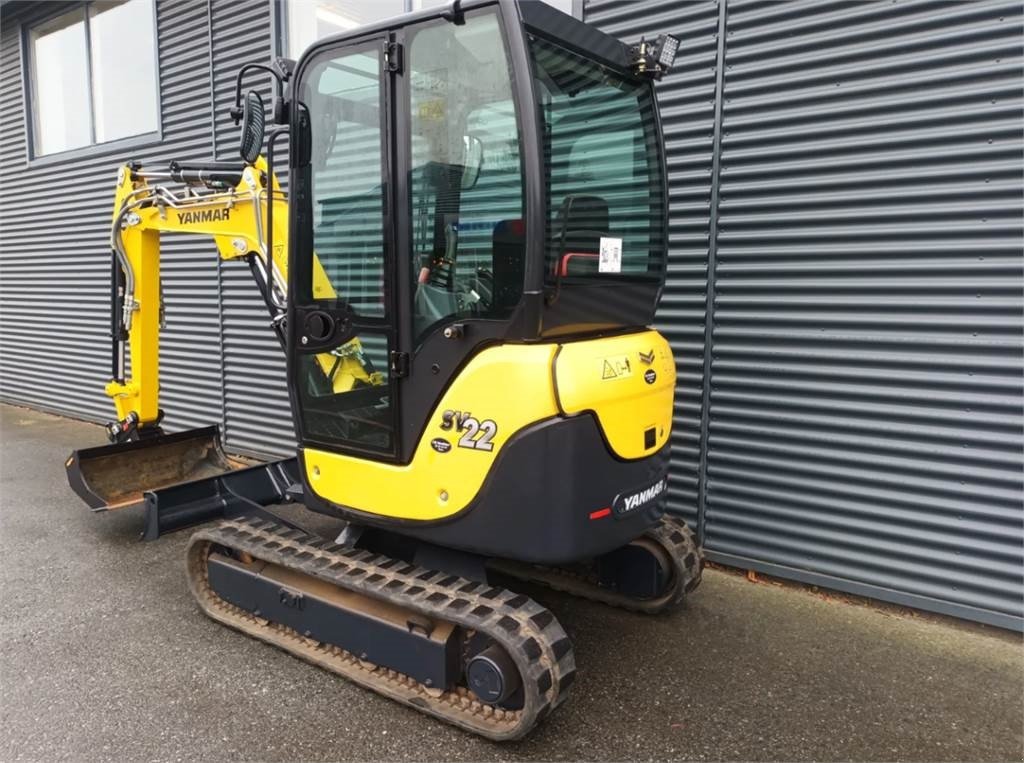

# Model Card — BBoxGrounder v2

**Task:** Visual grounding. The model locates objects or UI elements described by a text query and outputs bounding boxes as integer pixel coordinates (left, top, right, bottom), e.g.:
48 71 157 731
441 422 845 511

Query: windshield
529 35 666 282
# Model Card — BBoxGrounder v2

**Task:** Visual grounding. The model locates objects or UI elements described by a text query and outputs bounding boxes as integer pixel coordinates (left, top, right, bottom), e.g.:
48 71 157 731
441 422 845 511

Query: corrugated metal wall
152 1 227 435
0 0 228 433
586 0 1024 630
211 0 295 458
0 1 117 421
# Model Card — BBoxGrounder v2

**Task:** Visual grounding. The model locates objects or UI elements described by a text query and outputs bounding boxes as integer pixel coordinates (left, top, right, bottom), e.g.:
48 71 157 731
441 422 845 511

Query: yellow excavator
65 0 699 740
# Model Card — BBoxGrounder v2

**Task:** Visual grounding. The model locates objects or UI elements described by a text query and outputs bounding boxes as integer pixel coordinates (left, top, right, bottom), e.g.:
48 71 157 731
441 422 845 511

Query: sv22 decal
440 410 497 452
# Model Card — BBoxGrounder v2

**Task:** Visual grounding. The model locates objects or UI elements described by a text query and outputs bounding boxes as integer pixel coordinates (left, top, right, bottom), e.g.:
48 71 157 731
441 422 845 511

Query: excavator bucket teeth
65 425 241 512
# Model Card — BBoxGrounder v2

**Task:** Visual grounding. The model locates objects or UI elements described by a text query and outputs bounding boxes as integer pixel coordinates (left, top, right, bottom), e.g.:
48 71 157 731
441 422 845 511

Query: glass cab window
530 36 666 281
408 12 525 344
296 46 394 454
305 49 387 317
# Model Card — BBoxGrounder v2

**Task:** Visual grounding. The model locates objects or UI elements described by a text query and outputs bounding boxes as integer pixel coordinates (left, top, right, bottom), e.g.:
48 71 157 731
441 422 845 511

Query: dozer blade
139 456 299 541
65 425 301 541
66 425 241 512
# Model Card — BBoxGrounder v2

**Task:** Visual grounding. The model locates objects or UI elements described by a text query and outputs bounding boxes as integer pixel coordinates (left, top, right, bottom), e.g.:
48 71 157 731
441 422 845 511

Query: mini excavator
65 0 700 740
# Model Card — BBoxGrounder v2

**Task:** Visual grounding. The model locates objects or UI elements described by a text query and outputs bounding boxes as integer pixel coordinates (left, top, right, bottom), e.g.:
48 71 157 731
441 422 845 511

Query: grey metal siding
586 0 1024 629
0 0 326 459
0 1 113 422
152 1 226 434
0 1 229 434
710 0 1023 629
211 0 296 458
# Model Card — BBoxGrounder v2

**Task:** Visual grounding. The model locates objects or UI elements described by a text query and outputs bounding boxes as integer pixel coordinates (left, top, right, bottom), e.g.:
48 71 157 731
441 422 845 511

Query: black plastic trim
517 0 629 71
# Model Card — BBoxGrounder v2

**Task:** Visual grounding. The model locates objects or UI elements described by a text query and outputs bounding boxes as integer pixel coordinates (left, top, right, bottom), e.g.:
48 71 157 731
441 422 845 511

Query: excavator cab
287 1 676 550
66 0 697 739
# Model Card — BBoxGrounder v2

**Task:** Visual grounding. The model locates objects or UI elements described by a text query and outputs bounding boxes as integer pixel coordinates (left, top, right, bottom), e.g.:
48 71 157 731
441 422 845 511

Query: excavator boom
65 155 361 528
104 158 288 428
65 157 297 529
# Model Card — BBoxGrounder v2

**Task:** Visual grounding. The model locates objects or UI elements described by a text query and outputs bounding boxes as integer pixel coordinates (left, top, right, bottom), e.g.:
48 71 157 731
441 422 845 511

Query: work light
631 33 681 80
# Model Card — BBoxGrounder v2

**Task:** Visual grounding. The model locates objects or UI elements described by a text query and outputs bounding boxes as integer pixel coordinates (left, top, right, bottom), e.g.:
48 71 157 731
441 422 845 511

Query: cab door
289 35 400 459
393 7 531 461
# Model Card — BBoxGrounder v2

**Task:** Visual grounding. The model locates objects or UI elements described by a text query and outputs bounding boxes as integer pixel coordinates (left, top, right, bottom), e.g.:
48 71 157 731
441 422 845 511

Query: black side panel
540 281 660 338
302 414 670 565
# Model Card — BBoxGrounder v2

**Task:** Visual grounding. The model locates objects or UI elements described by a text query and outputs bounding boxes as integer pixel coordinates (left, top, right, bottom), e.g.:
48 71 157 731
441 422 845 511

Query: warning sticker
601 355 633 380
599 236 623 273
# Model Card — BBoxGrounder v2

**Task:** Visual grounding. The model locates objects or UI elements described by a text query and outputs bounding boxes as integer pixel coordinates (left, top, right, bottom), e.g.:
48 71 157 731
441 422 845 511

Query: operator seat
552 194 609 276
492 218 526 312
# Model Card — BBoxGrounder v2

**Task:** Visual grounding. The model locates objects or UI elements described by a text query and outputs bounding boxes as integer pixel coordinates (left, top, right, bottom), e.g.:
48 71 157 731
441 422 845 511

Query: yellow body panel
304 343 560 521
305 330 676 522
555 330 676 460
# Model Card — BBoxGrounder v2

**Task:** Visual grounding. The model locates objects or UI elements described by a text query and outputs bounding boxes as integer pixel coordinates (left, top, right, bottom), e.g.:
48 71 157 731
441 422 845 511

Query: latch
390 351 410 378
383 41 403 73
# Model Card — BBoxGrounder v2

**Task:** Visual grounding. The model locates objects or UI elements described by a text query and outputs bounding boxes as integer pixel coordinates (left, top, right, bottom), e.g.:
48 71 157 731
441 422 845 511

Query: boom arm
107 157 380 439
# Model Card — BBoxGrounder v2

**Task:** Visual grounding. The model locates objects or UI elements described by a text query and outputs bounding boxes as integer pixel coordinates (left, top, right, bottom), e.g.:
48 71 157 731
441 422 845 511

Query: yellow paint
304 330 677 521
303 343 559 520
555 330 676 460
105 223 161 423
108 158 376 427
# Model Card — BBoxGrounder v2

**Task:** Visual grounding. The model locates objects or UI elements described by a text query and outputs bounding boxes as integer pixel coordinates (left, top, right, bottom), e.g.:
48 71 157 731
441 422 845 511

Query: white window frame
22 0 162 164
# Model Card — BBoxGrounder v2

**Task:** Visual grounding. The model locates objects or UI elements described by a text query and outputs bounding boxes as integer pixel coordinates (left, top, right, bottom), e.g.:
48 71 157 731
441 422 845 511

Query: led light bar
630 33 681 80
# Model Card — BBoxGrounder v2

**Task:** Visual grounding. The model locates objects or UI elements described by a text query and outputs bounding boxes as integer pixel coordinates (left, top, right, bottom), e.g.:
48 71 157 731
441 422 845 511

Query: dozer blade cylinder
65 425 241 512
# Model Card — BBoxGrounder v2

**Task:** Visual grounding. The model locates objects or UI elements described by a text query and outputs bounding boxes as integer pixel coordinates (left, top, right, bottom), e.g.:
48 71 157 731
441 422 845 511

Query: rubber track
490 515 703 614
186 517 576 741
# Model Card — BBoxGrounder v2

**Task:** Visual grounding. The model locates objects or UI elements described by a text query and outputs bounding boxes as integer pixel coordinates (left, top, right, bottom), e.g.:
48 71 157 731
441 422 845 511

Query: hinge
390 351 410 378
383 41 403 73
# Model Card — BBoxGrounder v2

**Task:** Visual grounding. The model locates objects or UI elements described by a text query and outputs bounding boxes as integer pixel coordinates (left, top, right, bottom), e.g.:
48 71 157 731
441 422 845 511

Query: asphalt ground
1 403 1021 762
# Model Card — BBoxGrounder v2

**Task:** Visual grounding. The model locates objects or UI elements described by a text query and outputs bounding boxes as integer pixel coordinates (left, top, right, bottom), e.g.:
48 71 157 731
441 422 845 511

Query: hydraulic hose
110 201 137 332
